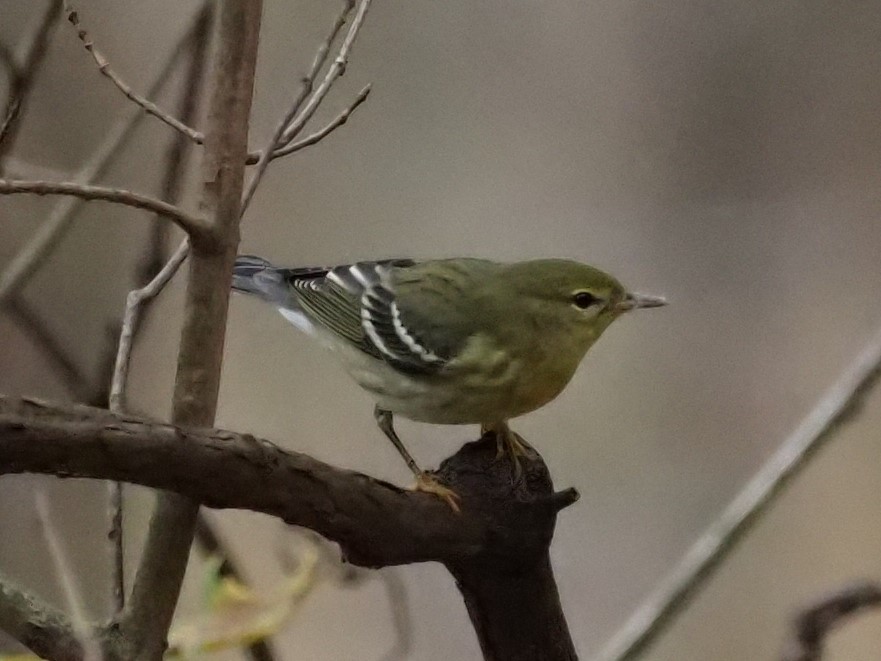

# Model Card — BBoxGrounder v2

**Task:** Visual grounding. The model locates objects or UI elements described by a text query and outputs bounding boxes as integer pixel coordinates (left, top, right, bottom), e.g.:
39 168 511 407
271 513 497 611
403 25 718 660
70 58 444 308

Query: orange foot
411 472 461 513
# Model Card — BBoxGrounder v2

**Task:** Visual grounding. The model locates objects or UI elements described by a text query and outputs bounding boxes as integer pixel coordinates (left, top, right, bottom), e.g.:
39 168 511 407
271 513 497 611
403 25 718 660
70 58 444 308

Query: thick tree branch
115 2 263 657
596 324 881 661
781 581 881 661
0 396 578 570
0 179 211 242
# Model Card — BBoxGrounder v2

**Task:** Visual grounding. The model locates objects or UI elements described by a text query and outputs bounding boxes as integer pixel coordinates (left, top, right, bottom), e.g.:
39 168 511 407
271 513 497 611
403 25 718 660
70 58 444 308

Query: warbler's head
502 258 666 348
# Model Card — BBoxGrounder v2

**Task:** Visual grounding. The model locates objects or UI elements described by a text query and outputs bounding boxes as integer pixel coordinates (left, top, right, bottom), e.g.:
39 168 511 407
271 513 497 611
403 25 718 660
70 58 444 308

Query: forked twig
278 0 374 147
63 1 203 144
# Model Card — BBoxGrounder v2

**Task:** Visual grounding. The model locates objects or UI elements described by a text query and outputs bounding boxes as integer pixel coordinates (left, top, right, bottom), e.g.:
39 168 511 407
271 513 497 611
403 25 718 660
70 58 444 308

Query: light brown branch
239 0 356 212
266 85 371 162
63 1 203 145
0 9 207 306
278 0 374 147
0 179 211 241
117 2 263 656
781 581 881 661
105 3 213 619
596 324 881 661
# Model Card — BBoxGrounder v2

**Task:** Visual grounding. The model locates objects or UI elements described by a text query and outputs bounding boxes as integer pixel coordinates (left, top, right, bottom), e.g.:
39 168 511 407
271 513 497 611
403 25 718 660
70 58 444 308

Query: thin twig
240 0 356 213
595 325 881 661
63 1 203 145
0 0 61 164
781 581 881 661
0 8 205 306
0 179 210 239
35 491 102 661
278 0 374 147
109 240 189 413
267 85 370 162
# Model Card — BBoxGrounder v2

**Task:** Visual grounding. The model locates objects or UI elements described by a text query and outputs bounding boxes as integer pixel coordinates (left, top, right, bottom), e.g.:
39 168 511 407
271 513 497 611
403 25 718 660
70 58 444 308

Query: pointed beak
616 292 668 312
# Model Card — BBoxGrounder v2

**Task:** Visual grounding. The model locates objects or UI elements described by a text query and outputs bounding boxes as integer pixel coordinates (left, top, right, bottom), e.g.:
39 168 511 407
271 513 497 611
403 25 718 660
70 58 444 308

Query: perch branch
0 179 212 241
0 396 578 568
0 6 208 306
781 581 881 661
0 396 579 660
63 1 203 145
595 324 881 661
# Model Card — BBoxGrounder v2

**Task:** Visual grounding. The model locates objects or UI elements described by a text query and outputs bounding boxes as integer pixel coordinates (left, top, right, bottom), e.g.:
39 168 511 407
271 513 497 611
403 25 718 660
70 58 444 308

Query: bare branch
35 492 102 661
781 581 881 661
0 8 207 306
239 0 356 212
117 2 264 656
105 3 213 618
278 0 374 147
0 396 577 568
0 179 211 240
0 570 83 661
0 0 61 163
62 1 203 145
595 325 881 661
260 84 371 164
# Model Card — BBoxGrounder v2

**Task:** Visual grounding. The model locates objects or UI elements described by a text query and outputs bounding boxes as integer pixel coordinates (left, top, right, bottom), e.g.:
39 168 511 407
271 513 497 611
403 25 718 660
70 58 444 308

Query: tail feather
232 255 288 303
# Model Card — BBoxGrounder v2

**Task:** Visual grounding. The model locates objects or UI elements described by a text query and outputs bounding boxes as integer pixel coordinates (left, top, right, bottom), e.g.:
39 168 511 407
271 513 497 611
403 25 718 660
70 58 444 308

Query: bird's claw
411 472 461 513
485 423 534 478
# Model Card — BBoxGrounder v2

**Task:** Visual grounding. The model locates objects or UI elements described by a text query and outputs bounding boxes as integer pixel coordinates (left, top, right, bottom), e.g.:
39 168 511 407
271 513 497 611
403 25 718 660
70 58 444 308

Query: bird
231 255 666 510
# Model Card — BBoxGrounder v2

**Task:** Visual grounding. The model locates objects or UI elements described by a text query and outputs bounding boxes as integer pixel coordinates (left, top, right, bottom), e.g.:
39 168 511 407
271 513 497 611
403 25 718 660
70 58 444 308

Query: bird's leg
374 406 461 512
481 421 534 478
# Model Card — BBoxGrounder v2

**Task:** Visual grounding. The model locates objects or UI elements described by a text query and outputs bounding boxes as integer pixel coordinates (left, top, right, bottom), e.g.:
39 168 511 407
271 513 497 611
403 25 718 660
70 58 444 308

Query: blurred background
1 0 881 659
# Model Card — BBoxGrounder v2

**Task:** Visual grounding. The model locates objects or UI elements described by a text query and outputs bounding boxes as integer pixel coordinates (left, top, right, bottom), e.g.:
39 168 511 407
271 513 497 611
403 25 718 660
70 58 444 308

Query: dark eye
573 291 600 309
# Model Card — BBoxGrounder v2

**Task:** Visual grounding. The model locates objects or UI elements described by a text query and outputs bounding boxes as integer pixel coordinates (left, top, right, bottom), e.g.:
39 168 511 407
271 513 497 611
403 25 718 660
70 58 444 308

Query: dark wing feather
284 259 446 371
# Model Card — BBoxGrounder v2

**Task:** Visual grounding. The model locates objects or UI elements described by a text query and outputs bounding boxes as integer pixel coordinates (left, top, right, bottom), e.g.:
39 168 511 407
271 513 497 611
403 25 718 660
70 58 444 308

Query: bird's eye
572 291 600 309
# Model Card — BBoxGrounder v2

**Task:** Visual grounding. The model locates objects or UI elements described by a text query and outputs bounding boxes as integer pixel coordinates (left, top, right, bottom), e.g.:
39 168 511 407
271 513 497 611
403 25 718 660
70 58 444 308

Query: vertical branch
105 3 213 617
118 1 263 657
